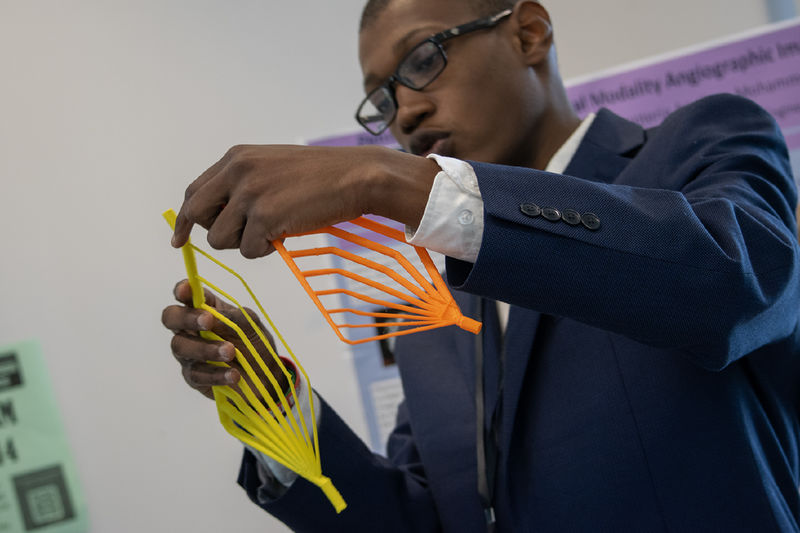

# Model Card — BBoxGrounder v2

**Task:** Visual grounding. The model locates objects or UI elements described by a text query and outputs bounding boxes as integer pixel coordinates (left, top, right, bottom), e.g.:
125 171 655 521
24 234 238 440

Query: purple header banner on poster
311 129 400 149
565 19 800 156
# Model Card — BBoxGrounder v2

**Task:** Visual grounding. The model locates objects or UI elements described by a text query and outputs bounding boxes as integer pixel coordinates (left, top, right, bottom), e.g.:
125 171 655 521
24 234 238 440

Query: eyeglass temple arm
429 8 513 43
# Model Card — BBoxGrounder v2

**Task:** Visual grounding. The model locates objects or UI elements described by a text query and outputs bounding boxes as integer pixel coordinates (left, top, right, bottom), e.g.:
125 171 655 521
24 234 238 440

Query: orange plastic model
274 216 482 345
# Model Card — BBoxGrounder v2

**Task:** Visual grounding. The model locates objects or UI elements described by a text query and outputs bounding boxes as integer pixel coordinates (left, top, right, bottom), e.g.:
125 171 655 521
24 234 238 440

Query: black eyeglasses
355 9 513 136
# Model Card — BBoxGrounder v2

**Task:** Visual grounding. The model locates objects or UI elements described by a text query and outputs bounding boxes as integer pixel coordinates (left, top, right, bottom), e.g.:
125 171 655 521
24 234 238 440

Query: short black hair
360 0 516 32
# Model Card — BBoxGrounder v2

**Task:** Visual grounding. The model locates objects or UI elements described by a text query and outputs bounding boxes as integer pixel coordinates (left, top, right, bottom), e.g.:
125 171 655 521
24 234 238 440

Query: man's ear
509 1 553 66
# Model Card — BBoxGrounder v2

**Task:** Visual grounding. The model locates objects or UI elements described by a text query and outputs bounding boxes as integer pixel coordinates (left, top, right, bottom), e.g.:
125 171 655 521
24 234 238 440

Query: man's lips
409 131 450 157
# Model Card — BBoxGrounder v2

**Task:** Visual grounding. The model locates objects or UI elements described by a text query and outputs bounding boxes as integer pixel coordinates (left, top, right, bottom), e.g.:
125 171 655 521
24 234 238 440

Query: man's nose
394 84 435 135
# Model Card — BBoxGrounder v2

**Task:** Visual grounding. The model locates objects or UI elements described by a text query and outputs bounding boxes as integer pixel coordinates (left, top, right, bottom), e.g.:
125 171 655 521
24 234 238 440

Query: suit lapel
393 290 486 532
499 305 541 449
452 289 480 398
565 108 646 180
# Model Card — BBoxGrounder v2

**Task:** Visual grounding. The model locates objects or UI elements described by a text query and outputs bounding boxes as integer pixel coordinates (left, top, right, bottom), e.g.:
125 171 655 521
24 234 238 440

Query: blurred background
1 0 798 531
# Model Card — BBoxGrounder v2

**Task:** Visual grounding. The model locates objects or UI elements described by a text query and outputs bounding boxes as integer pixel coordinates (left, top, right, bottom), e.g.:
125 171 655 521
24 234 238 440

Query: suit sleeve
447 94 800 371
237 397 441 533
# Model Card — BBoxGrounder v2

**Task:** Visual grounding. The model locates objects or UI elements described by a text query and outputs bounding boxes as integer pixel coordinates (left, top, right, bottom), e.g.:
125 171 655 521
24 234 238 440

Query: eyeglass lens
358 87 396 135
357 40 446 135
397 41 446 89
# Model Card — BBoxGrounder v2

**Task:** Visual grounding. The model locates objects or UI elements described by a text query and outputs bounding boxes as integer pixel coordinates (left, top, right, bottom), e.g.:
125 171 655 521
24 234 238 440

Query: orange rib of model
274 217 482 345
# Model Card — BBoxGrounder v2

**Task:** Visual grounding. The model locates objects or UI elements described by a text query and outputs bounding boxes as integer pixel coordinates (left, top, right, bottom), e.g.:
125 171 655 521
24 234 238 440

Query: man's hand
162 280 289 403
171 144 439 258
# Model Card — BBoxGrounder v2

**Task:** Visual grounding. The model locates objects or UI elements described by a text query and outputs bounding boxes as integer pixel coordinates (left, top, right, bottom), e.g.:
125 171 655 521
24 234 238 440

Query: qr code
0 352 23 392
13 465 75 531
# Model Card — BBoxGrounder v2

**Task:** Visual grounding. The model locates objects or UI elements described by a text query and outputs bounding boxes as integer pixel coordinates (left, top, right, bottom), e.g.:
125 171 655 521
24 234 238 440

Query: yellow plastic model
163 209 345 513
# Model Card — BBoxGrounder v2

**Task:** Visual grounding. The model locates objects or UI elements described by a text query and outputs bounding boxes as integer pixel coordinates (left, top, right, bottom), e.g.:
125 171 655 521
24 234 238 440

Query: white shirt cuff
405 154 484 263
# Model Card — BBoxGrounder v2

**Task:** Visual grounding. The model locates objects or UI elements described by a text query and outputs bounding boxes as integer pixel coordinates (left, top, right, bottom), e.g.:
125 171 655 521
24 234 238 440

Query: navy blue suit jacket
239 94 800 532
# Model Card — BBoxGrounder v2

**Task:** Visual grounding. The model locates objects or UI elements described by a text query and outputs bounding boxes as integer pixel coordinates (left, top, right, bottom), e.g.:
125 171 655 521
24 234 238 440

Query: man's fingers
224 307 275 347
206 204 246 250
170 333 236 363
190 149 235 197
240 215 276 259
172 151 235 248
181 360 239 388
171 208 195 248
172 280 192 304
165 301 271 353
162 304 218 333
172 194 227 248
162 304 203 332
205 308 274 355
172 280 222 309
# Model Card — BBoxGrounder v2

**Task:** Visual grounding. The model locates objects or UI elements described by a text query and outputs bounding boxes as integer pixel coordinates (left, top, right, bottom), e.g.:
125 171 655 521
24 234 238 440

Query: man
162 0 800 531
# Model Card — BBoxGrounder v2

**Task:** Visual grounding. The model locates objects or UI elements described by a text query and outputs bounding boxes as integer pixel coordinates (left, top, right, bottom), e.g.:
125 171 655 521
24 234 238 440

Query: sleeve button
542 207 561 221
561 209 581 225
520 203 541 217
581 212 601 230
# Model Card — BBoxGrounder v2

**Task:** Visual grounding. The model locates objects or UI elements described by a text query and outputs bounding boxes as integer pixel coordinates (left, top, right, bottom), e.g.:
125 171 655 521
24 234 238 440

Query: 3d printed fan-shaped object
163 209 346 513
274 216 482 345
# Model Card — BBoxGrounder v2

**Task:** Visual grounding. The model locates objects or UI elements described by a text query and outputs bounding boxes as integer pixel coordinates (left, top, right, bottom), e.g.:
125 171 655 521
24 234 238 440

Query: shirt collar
544 113 596 175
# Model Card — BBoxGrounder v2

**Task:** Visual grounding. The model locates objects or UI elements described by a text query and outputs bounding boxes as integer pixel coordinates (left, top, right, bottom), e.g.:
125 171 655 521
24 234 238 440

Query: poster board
0 340 87 533
309 19 800 452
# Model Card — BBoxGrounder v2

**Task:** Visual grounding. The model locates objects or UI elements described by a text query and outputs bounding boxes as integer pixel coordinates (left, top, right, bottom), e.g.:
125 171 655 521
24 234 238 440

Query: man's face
358 0 549 167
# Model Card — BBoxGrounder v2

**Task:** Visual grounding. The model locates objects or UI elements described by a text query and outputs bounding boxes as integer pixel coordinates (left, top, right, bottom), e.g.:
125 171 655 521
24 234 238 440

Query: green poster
0 340 87 533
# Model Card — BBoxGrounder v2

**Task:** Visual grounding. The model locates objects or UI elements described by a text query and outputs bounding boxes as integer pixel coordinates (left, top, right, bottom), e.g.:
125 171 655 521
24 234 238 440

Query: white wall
0 1 793 531
551 0 798 80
